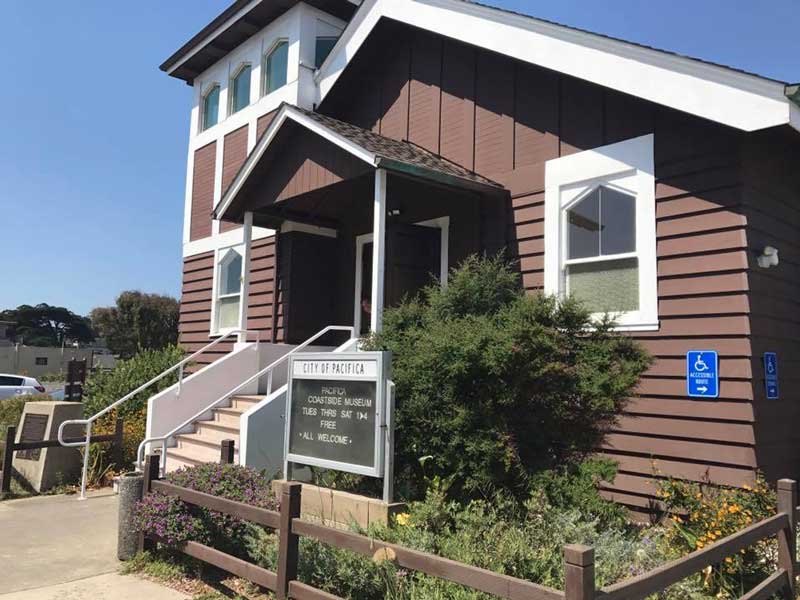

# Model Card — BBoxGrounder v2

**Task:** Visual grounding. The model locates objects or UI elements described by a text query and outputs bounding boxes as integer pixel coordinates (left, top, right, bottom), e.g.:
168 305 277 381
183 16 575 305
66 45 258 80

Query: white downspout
370 169 387 333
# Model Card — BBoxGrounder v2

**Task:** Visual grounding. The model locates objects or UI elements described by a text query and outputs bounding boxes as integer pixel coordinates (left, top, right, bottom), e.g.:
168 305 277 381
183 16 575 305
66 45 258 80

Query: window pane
203 87 219 130
567 188 600 259
265 41 288 94
315 37 337 68
0 376 24 386
231 65 251 113
600 187 636 255
567 257 639 313
218 297 240 330
220 251 242 295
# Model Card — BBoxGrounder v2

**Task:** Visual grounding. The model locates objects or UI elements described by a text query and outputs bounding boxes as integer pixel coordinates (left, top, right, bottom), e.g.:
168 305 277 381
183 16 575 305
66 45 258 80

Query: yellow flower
395 513 411 527
743 484 752 491
725 557 733 564
696 541 705 549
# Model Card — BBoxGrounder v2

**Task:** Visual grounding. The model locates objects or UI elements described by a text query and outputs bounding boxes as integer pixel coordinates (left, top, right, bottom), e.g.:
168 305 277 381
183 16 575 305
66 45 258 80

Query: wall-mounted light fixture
757 246 779 269
388 209 402 217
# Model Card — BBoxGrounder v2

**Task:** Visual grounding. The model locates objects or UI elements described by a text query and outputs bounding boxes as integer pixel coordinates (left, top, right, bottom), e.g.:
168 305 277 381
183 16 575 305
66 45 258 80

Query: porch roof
214 103 505 223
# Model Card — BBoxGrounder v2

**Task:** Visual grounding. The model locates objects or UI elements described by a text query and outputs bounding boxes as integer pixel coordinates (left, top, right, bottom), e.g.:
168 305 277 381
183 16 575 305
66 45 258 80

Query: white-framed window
201 84 220 131
229 63 252 114
263 39 289 95
543 134 658 331
211 245 244 335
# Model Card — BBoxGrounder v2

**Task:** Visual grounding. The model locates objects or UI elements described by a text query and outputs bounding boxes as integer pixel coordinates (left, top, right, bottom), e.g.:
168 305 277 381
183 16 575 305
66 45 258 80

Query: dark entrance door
385 223 441 307
358 224 441 335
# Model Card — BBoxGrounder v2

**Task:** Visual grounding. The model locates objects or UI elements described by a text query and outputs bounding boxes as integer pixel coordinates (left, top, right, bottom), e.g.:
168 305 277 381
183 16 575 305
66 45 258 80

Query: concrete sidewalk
0 491 187 599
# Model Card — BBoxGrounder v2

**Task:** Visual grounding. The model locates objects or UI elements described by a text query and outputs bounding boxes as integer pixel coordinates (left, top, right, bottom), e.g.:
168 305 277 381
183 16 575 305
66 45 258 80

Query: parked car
0 374 46 400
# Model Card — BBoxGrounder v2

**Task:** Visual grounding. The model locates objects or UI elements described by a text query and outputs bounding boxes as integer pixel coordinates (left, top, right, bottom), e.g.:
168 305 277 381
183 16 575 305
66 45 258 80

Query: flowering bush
657 475 776 598
134 463 276 556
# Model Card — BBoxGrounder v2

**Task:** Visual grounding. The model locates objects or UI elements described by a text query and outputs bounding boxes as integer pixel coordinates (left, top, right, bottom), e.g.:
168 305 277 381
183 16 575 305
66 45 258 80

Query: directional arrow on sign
697 386 708 393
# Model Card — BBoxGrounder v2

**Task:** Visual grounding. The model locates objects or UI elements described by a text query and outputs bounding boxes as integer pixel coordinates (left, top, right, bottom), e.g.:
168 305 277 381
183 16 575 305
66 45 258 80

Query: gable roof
315 0 799 133
214 103 503 220
160 0 358 83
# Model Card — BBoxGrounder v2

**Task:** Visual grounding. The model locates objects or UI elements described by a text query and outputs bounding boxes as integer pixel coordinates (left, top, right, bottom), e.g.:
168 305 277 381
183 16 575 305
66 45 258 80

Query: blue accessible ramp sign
687 350 719 398
764 352 779 400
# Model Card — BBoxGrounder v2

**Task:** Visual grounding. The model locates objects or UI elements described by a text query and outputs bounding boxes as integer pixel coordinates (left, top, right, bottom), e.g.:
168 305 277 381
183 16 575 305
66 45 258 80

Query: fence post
220 439 235 465
1 426 16 494
777 478 797 599
276 481 302 600
112 419 124 470
137 454 161 553
565 545 595 600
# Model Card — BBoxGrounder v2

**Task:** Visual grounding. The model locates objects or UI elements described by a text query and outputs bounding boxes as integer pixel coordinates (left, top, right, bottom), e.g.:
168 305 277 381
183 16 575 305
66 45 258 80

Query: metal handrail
136 325 355 476
58 329 260 499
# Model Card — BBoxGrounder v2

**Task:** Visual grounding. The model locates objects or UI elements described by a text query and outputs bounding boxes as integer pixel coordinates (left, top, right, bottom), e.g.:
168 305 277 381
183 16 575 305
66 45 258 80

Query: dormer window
230 64 251 114
201 85 220 131
315 36 337 68
264 40 288 95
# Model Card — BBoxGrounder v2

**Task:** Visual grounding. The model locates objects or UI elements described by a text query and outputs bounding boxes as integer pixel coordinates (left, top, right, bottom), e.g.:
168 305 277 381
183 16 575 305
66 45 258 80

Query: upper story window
201 85 220 131
315 36 337 68
230 64 252 114
264 40 288 95
544 134 657 331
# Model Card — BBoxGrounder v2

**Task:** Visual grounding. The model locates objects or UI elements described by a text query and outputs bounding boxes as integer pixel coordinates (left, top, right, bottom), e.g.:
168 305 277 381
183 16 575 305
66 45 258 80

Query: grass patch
122 550 270 600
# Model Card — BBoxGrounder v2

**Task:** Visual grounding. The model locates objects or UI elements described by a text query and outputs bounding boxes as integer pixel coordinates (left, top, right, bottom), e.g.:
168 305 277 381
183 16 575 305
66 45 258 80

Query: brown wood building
165 0 800 514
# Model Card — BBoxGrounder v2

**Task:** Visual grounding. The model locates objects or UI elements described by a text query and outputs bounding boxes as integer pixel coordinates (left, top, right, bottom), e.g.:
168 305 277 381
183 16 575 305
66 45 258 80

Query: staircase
164 395 262 471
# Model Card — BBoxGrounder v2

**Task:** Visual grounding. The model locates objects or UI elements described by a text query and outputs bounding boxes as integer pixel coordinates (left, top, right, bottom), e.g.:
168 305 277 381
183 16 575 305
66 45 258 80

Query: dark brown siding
256 110 278 141
190 142 216 241
743 128 800 483
319 21 763 513
220 125 248 233
179 236 279 368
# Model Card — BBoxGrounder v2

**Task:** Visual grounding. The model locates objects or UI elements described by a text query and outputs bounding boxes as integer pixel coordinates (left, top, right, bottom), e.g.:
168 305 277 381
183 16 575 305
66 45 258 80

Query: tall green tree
0 303 94 346
90 291 179 358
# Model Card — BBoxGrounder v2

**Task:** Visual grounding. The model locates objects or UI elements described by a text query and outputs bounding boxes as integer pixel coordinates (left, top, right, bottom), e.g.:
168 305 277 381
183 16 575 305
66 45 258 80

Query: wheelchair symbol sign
764 352 779 400
687 351 719 398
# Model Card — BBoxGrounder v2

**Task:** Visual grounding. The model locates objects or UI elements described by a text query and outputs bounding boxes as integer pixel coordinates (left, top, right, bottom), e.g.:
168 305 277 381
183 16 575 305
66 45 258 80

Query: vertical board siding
179 237 277 369
256 110 277 142
220 125 249 233
314 21 774 509
190 142 216 241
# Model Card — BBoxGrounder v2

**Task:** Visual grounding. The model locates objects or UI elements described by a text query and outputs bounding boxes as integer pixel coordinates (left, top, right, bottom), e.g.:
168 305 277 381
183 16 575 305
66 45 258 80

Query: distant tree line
1 291 179 358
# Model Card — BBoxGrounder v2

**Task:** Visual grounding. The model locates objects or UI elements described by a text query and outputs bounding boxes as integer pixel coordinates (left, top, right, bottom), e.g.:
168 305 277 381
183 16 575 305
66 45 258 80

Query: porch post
238 211 253 343
370 169 387 333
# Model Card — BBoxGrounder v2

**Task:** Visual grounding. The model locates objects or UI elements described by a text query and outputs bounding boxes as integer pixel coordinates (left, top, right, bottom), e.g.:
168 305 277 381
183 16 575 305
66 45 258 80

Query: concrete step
174 435 236 463
194 421 241 444
212 406 247 427
231 395 263 410
165 449 204 472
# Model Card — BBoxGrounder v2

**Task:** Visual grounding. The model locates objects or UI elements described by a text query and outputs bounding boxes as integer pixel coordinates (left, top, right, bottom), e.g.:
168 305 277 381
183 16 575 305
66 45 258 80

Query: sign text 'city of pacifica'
286 353 390 477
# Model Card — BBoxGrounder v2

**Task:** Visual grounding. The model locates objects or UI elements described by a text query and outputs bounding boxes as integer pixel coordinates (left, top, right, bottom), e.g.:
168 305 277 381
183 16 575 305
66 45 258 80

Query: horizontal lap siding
320 22 760 510
179 237 278 369
743 131 800 483
190 142 216 241
220 125 248 233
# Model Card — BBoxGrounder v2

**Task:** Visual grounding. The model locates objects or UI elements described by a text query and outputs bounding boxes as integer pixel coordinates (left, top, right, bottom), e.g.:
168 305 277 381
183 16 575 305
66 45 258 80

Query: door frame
353 216 449 334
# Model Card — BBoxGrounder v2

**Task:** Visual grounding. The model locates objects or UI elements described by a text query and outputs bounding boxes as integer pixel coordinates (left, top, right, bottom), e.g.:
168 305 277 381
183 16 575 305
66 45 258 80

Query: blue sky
1 1 797 316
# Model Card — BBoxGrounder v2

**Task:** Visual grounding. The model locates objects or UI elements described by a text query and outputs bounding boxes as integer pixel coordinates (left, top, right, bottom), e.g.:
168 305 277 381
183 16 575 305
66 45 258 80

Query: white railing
58 329 259 500
136 325 355 477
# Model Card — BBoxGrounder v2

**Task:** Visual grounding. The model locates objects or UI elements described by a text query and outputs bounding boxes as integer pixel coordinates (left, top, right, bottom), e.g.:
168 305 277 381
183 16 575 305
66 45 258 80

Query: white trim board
315 0 797 133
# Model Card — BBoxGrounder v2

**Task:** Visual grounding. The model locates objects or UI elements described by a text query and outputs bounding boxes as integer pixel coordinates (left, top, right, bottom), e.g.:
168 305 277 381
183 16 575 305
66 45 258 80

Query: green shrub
366 255 652 499
0 395 29 435
82 345 185 419
82 345 185 470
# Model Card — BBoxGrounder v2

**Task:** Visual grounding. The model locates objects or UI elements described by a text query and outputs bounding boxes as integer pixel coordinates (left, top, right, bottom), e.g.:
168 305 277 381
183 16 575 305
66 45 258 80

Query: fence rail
1 422 123 494
137 453 798 600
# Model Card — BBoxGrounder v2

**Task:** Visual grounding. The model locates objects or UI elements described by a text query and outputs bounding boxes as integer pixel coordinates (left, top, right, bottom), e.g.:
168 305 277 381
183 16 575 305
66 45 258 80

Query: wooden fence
138 451 798 600
0 422 124 494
